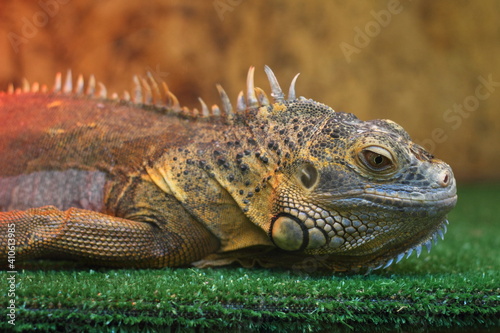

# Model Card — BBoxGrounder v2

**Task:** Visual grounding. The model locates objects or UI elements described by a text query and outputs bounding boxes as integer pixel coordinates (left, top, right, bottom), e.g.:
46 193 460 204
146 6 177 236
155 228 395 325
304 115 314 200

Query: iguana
0 66 457 272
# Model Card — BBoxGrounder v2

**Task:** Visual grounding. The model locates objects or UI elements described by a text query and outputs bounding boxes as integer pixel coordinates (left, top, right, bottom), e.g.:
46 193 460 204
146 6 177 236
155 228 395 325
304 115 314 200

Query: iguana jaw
347 189 457 272
269 166 457 272
314 217 452 273
365 218 451 272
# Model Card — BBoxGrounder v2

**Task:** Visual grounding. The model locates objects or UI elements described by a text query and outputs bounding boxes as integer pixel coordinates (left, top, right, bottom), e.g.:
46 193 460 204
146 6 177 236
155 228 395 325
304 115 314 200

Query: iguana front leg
0 206 219 268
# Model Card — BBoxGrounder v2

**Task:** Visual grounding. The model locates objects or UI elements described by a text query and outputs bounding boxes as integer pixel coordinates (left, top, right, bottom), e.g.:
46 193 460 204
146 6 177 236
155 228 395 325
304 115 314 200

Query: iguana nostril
442 174 449 186
440 170 451 187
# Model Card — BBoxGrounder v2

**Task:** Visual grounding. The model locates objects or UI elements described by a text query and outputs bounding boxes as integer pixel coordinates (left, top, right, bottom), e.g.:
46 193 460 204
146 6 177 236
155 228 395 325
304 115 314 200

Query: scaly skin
0 67 457 272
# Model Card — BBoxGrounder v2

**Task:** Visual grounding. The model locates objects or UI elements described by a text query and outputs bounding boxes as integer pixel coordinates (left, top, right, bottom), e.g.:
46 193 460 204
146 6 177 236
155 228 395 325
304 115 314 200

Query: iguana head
237 66 457 272
270 107 456 271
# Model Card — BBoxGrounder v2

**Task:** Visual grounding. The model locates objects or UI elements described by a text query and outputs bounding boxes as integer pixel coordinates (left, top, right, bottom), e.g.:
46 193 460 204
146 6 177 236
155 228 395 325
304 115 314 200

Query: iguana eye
358 146 394 172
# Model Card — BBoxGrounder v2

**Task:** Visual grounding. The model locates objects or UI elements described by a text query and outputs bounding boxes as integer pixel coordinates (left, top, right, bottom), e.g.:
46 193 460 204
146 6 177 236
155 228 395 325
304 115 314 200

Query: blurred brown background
0 0 499 182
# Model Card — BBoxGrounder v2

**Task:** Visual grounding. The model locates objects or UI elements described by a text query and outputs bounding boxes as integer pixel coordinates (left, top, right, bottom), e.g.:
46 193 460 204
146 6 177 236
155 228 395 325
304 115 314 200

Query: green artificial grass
1 184 500 332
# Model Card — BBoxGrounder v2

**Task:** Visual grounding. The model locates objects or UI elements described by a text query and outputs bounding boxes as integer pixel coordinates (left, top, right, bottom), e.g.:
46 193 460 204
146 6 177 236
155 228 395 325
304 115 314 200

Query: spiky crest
1 66 301 121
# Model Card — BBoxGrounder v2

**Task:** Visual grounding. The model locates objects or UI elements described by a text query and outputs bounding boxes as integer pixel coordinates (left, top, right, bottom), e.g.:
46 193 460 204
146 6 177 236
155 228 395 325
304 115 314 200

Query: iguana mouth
361 187 458 206
358 193 458 214
321 186 457 207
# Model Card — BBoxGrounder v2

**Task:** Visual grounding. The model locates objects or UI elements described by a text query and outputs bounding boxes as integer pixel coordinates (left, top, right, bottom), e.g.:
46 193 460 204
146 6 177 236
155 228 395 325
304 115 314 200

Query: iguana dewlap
0 66 457 272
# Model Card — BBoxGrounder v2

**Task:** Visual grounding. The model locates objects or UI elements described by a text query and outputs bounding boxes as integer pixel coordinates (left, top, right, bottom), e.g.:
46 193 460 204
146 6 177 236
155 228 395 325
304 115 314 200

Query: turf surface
1 184 500 332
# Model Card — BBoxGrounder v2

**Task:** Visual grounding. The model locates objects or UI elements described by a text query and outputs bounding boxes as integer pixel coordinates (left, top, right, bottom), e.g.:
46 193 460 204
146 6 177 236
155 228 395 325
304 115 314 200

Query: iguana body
0 67 457 271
